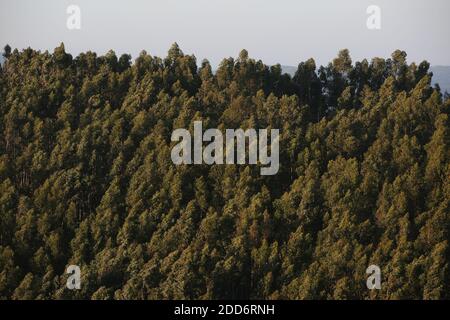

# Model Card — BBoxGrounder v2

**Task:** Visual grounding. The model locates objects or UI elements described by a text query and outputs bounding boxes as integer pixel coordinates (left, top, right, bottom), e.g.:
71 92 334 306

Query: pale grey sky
1 0 449 67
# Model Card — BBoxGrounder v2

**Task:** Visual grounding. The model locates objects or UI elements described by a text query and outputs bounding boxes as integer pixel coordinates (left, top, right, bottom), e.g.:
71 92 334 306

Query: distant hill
280 65 297 76
430 66 450 94
0 55 4 65
281 65 450 94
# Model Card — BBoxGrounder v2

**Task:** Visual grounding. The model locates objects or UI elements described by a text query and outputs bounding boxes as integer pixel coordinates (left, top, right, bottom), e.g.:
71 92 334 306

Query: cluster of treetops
0 43 449 299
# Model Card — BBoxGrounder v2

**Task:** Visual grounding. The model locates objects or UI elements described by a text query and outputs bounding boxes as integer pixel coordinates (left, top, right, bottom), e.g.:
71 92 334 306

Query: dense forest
0 43 449 300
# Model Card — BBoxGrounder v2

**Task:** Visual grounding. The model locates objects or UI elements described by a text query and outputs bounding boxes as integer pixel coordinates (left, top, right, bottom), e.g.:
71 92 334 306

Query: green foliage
0 44 449 300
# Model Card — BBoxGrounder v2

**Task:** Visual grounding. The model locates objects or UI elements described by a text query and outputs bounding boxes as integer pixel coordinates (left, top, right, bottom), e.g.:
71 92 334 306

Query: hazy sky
1 0 449 67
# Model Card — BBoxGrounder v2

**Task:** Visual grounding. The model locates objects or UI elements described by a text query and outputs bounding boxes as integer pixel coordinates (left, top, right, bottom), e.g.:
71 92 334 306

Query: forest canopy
0 43 449 299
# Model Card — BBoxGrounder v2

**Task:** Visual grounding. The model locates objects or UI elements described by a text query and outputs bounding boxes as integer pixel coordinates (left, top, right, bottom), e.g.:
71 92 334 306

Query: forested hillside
0 43 449 299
